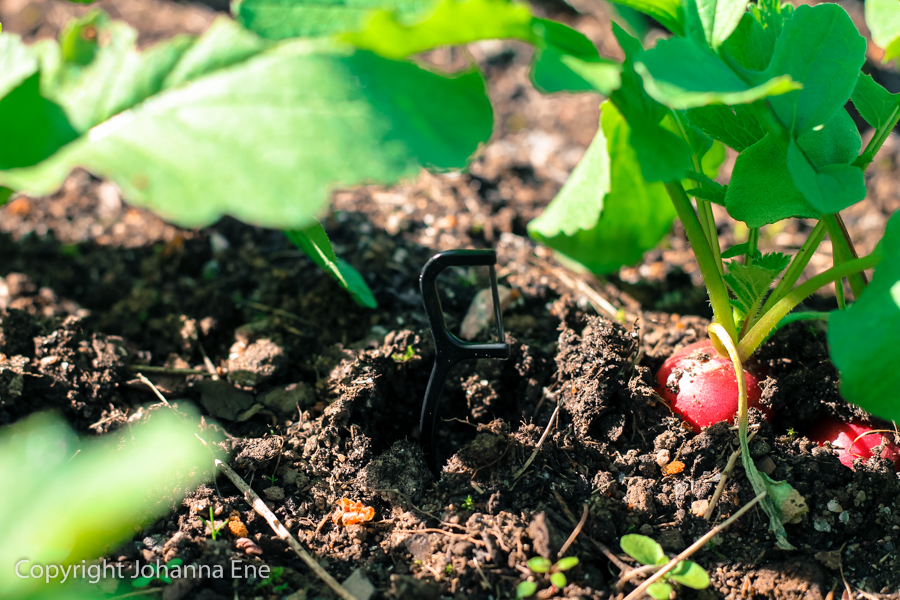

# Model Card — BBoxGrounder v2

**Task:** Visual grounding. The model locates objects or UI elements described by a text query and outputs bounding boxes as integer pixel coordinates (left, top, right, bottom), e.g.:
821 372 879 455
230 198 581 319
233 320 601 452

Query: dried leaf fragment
332 498 375 526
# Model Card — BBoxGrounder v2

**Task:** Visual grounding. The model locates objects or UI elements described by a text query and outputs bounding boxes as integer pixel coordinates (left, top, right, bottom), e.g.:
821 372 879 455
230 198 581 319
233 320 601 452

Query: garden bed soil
2 0 900 598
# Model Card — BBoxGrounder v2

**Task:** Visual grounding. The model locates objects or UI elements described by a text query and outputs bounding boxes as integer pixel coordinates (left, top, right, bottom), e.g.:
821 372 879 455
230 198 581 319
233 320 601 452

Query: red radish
656 339 771 433
808 419 900 471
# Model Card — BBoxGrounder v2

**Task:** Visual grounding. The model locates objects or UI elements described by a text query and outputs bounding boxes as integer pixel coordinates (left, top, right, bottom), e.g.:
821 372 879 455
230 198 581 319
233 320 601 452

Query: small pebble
827 499 843 513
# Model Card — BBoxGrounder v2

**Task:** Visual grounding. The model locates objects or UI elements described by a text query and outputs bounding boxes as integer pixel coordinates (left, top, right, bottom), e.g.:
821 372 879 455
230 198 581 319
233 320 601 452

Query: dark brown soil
2 0 900 599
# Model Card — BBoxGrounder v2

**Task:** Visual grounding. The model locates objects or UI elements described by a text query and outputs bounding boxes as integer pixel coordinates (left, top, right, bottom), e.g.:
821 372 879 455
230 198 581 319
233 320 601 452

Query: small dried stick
136 373 171 407
623 491 766 600
704 429 759 520
128 365 214 376
213 458 359 600
513 403 560 481
558 503 588 557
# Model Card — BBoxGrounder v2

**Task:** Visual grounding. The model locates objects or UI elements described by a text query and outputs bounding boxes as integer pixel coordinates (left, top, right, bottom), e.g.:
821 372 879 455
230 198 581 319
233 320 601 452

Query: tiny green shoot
620 534 710 599
200 506 225 541
518 556 580 597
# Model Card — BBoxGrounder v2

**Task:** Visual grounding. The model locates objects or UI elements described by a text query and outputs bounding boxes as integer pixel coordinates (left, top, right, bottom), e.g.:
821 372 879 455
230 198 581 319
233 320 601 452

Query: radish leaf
763 4 866 134
527 101 676 274
865 0 900 64
829 212 900 422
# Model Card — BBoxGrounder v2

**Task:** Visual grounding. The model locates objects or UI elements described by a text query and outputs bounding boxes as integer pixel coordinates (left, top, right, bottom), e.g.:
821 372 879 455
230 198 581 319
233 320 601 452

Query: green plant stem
738 250 883 359
822 213 866 298
835 278 846 310
755 221 826 322
854 102 900 171
671 110 724 275
745 228 759 266
665 182 738 343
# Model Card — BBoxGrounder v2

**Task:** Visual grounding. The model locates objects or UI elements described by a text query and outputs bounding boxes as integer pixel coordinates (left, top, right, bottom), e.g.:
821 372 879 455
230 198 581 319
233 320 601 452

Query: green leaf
530 19 621 95
647 582 673 600
339 0 621 95
554 557 579 571
605 0 684 36
0 410 223 599
829 212 900 422
725 109 862 226
686 104 765 152
635 36 798 109
528 101 676 274
549 572 568 589
527 557 552 573
0 34 40 98
516 580 537 599
233 0 432 40
620 534 666 566
865 0 900 63
720 0 792 75
0 73 79 169
786 140 866 215
669 560 710 589
609 24 691 182
683 0 753 50
285 221 377 308
724 253 789 312
43 10 197 133
850 73 900 131
763 4 866 133
340 0 534 58
0 16 492 230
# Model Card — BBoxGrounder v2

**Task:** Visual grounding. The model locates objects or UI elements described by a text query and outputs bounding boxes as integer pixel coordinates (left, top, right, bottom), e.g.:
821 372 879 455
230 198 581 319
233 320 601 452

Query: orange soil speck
332 498 375 526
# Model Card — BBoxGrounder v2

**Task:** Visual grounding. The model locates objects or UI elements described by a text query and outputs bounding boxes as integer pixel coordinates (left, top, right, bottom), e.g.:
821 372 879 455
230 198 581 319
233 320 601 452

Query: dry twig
513 403 560 481
704 429 759 520
136 373 171 407
558 503 589 557
211 457 359 600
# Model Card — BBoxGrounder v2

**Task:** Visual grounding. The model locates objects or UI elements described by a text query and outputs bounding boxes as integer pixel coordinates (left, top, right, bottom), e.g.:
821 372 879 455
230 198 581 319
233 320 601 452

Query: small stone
227 339 287 387
755 456 776 475
814 551 841 570
813 518 832 532
655 449 671 466
263 486 284 501
341 569 376 600
691 499 710 518
827 499 843 513
839 511 850 524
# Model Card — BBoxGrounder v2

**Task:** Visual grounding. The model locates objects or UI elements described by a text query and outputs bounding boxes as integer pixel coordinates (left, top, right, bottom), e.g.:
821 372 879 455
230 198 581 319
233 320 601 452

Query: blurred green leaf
549 572 567 589
528 101 675 274
285 220 377 308
555 556 579 571
851 73 899 131
0 33 40 98
233 0 432 40
668 560 710 588
620 534 666 566
0 14 492 229
829 212 900 422
865 0 900 63
647 582 673 599
530 19 620 95
516 580 537 598
683 0 753 50
0 73 79 169
763 4 866 133
608 24 691 182
635 36 798 109
526 557 552 573
605 0 683 36
339 0 621 95
0 409 223 600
